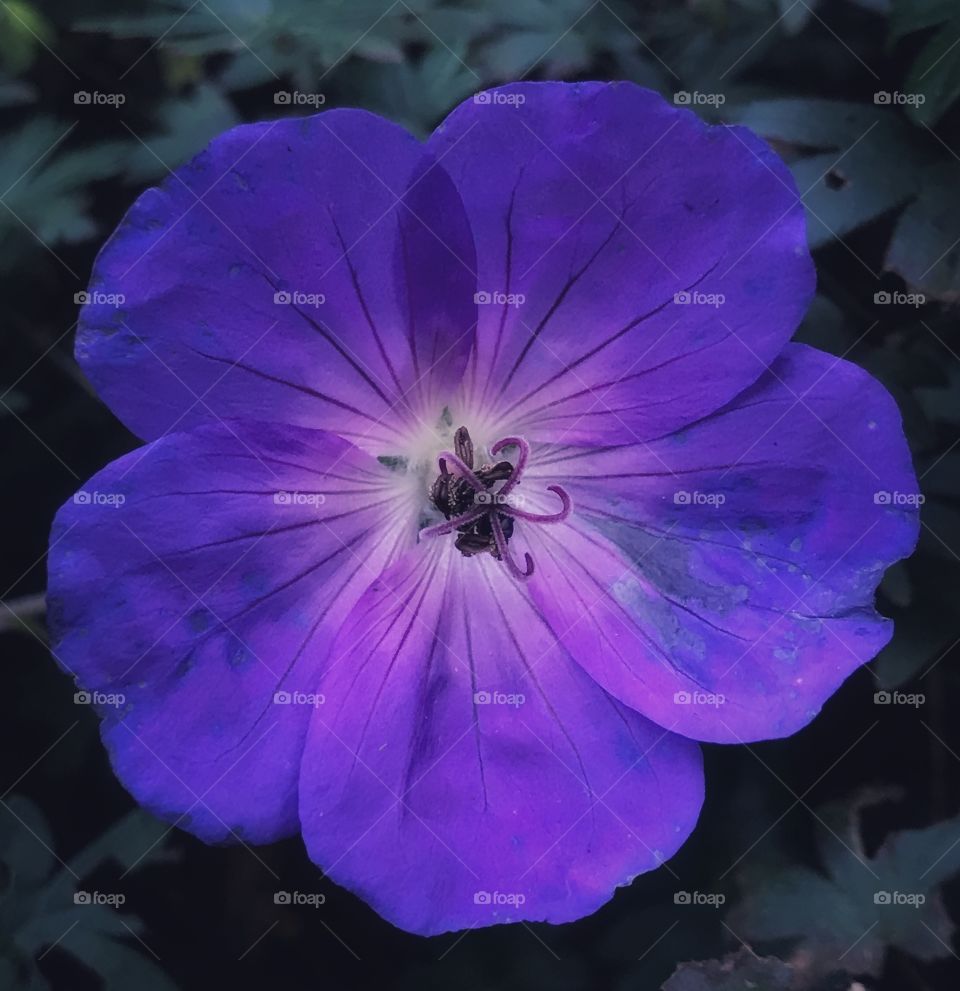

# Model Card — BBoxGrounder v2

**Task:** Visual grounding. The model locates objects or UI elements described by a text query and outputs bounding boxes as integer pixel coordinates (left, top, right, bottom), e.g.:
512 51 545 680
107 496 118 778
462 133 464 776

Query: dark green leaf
124 84 239 180
730 793 960 977
889 0 959 42
903 16 960 124
662 947 793 990
886 160 960 298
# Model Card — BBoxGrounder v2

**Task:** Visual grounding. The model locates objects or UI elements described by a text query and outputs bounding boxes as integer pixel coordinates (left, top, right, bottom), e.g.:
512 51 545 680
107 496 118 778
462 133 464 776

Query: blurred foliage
3 0 960 989
0 796 176 989
730 789 960 982
663 948 793 990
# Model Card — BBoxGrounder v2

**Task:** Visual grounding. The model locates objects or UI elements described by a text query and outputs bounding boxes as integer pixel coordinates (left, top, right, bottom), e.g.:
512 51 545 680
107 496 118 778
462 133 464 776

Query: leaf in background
477 28 592 80
0 75 36 106
0 119 127 268
886 160 960 298
123 84 239 181
69 808 173 879
915 361 960 423
777 0 817 36
795 293 859 354
1 798 178 990
339 50 479 138
879 560 913 609
469 0 640 81
889 0 959 43
0 1 53 74
77 0 449 94
729 792 960 979
60 934 179 991
903 15 960 124
729 98 933 248
662 948 793 990
729 98 882 147
75 0 272 47
872 585 957 687
0 795 55 887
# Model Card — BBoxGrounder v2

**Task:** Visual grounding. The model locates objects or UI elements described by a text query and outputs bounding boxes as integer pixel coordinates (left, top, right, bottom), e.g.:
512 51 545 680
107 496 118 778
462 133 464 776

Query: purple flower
48 82 919 935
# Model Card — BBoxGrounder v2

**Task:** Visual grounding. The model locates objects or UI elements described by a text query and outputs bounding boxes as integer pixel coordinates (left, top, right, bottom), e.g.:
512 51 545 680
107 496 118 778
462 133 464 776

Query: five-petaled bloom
49 82 919 935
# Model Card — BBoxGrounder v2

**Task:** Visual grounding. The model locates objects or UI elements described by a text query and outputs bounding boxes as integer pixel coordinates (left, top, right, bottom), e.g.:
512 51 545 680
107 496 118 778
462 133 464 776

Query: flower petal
298 541 703 935
47 421 413 842
429 82 813 444
522 344 920 742
78 111 477 451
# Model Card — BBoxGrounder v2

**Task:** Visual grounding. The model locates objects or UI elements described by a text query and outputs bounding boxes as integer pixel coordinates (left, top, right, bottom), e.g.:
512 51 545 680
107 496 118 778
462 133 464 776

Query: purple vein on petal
328 206 407 399
501 204 628 393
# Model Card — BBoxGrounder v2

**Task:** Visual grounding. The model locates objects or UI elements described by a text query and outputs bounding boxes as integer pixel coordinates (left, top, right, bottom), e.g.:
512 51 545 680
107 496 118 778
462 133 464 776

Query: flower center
422 426 572 580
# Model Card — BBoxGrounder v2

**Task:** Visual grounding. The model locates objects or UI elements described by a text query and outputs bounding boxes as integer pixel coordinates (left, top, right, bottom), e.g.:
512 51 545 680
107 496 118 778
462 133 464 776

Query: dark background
3 1 960 988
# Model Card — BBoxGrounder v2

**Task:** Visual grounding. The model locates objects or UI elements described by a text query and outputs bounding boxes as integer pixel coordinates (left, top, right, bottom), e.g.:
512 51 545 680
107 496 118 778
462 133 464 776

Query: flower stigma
422 426 572 580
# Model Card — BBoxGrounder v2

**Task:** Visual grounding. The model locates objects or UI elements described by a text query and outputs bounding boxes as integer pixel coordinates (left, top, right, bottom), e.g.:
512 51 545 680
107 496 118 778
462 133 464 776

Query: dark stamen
490 512 535 579
425 426 572 581
453 425 473 469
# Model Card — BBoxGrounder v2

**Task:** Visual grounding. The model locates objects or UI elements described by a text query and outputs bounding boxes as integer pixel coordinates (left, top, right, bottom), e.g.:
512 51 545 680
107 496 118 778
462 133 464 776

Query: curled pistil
424 426 572 579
